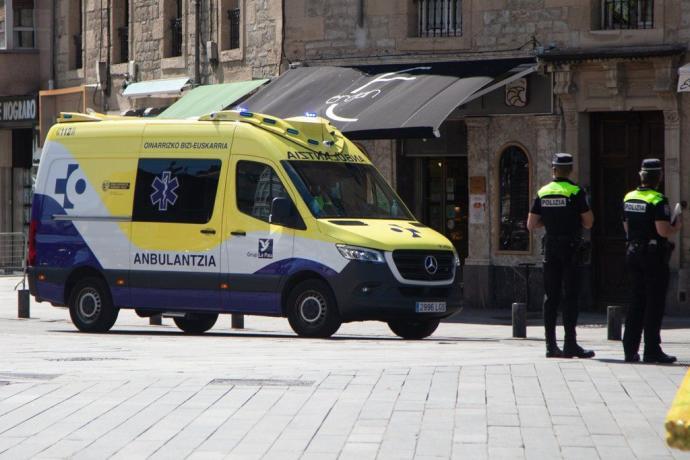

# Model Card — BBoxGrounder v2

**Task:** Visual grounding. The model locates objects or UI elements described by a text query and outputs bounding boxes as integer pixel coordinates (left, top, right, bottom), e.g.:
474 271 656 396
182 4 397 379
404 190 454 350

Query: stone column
463 117 491 308
534 115 560 189
663 109 681 269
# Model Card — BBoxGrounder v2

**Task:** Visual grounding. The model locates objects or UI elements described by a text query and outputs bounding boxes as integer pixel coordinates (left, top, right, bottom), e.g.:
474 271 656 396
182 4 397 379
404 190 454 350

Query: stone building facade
0 1 51 241
283 0 690 313
50 0 282 116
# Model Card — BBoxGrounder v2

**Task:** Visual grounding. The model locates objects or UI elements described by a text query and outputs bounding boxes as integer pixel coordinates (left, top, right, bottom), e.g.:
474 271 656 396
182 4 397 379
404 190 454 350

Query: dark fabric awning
537 44 685 62
240 58 536 139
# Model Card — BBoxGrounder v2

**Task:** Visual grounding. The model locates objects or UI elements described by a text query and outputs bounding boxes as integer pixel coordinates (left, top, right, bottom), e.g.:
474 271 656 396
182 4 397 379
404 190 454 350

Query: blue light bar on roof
305 112 318 118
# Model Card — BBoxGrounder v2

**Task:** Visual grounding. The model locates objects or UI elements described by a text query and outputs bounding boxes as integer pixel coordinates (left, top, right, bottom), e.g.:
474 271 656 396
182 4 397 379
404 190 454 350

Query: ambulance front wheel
287 279 341 338
68 277 119 333
388 318 440 340
173 313 218 334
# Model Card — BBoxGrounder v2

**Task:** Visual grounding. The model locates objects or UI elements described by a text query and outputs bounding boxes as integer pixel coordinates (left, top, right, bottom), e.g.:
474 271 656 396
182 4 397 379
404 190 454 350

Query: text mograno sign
0 95 38 123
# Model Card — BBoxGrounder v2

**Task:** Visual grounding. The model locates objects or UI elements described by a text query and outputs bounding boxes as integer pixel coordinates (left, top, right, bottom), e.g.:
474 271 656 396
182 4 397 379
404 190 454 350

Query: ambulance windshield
283 161 413 220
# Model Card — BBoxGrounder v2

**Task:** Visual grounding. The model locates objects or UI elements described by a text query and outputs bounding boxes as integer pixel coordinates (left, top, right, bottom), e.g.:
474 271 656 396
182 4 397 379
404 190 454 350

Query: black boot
624 352 640 363
563 342 595 359
643 350 676 364
546 345 563 358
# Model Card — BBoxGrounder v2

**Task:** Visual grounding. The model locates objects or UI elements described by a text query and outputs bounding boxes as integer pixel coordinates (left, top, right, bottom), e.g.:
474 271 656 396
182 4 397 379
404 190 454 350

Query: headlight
336 244 385 263
453 251 461 267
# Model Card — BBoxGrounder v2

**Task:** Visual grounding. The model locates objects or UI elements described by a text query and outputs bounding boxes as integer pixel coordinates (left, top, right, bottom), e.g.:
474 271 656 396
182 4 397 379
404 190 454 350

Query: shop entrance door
420 157 469 261
590 112 664 307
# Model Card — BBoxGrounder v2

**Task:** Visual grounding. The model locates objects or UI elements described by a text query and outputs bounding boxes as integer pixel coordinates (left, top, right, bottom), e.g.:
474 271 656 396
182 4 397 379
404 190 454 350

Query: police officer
527 153 595 358
622 158 680 364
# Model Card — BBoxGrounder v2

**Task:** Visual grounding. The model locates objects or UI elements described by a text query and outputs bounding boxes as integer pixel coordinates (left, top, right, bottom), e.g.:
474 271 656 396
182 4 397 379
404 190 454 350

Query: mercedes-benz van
28 110 461 339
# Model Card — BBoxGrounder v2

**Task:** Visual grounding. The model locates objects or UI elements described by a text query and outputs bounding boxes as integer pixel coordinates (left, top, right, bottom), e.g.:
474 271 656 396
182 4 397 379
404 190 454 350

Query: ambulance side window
236 161 288 222
132 158 221 224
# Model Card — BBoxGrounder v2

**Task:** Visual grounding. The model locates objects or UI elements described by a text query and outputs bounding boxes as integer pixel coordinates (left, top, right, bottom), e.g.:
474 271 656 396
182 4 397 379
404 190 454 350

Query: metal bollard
607 305 624 341
512 302 526 338
231 313 244 329
149 314 162 326
17 289 30 318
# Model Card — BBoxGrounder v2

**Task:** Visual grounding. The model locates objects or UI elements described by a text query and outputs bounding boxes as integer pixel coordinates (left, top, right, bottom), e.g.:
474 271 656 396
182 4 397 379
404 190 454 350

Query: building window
112 0 129 64
601 0 653 30
416 0 462 37
165 0 183 57
12 0 33 48
0 0 35 49
498 146 529 252
69 0 83 69
132 159 221 224
236 161 288 222
220 0 241 51
0 1 6 49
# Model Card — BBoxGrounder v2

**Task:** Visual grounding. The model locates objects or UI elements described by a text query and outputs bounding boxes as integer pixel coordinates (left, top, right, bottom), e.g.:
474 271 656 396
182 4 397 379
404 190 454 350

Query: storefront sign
469 194 486 224
678 63 690 92
0 95 38 123
469 176 486 194
505 78 528 107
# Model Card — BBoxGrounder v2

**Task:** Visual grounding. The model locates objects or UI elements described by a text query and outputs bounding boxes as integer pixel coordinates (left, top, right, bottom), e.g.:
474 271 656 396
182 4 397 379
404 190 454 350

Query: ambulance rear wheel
173 313 218 334
388 318 440 340
69 277 119 333
287 279 341 338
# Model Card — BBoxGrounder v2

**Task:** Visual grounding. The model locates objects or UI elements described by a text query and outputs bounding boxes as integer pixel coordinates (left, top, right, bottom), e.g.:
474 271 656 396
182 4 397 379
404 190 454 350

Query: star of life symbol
150 171 179 211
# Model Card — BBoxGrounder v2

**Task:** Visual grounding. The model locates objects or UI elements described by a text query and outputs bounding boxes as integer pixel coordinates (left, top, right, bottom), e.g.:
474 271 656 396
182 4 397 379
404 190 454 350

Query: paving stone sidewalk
0 276 689 459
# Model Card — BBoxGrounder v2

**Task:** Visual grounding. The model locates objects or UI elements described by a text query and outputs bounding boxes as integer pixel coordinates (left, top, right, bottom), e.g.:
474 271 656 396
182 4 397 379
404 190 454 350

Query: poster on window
469 194 486 224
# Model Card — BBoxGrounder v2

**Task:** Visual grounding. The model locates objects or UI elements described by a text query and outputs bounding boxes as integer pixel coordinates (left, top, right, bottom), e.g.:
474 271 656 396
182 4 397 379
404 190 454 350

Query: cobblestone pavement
0 277 689 459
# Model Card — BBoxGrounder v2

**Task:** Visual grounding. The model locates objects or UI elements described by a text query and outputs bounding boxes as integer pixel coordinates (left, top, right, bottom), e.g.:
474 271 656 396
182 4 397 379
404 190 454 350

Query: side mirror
270 197 294 226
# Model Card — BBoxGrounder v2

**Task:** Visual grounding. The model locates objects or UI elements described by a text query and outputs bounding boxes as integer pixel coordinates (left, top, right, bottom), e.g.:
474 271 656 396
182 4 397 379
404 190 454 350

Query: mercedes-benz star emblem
424 255 438 275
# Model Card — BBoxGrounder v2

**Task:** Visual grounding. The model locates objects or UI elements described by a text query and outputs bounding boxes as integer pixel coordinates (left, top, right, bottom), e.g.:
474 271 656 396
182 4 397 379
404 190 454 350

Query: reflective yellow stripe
624 189 664 205
537 181 580 198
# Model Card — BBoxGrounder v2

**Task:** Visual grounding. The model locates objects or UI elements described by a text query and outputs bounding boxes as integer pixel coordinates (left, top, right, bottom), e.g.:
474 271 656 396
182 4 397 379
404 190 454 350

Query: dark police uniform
530 154 593 358
622 159 676 364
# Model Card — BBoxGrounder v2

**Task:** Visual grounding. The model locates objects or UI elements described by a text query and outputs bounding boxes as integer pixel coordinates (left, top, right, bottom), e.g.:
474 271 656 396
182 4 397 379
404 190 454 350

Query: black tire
173 313 218 334
287 279 341 338
68 277 119 333
388 318 440 340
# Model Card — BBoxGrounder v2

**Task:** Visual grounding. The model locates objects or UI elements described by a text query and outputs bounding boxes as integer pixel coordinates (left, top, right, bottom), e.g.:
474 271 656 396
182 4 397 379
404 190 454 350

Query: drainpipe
195 0 201 86
357 0 364 27
50 1 57 88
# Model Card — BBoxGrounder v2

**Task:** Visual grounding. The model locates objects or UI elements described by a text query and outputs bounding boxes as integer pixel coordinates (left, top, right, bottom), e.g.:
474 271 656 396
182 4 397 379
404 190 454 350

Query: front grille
392 250 454 282
399 286 451 298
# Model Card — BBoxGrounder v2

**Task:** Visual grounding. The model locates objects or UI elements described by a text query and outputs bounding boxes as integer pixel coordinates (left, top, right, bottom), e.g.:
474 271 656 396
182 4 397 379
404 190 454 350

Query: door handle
200 228 216 235
231 230 246 236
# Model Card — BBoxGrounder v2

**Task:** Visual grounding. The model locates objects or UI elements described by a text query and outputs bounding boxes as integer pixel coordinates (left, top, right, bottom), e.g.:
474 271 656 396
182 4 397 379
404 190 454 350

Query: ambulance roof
52 110 370 165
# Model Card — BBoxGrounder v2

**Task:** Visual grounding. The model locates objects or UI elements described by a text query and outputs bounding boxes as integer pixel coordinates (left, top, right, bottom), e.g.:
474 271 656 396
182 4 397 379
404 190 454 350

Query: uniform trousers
623 243 669 356
542 238 580 346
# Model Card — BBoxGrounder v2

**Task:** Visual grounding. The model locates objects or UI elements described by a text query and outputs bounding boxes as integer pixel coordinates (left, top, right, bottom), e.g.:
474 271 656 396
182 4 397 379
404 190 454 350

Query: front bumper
329 260 462 322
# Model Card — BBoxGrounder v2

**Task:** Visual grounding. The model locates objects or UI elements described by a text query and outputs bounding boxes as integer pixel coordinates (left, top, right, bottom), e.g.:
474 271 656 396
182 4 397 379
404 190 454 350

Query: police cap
640 158 662 171
551 153 573 166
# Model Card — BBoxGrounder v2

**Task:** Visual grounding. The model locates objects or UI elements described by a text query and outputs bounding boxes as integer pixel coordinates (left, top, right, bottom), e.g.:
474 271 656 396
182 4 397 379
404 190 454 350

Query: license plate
415 301 446 313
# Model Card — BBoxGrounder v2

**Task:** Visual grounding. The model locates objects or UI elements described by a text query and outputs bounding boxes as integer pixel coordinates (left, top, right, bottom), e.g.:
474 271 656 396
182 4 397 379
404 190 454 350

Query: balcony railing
417 0 461 37
170 17 182 57
73 33 82 69
117 26 128 63
227 8 240 49
602 0 653 30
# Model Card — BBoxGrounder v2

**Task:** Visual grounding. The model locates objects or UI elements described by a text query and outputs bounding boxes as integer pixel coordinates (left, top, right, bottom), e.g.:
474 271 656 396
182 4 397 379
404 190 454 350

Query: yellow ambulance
28 110 461 339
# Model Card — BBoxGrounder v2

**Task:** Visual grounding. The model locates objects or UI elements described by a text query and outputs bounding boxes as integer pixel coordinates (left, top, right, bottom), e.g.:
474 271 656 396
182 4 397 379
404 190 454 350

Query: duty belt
627 239 659 247
544 235 580 242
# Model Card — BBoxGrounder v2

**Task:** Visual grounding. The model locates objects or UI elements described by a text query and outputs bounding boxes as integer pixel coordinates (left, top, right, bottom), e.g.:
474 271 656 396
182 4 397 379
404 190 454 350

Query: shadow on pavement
444 307 690 330
47 328 504 343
